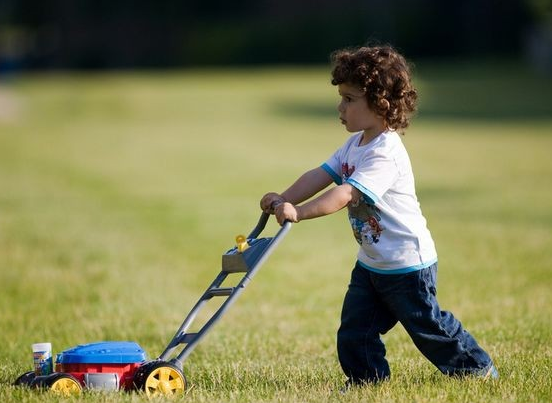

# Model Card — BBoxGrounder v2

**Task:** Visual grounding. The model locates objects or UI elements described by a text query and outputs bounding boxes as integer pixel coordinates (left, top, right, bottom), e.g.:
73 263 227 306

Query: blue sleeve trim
357 258 438 274
346 178 379 204
321 163 342 185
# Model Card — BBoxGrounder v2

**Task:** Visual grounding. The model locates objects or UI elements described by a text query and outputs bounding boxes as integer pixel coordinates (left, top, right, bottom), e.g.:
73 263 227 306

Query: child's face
337 83 386 137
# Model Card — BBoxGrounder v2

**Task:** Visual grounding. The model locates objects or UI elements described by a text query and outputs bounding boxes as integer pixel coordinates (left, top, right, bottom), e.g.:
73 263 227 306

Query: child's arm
260 167 333 212
274 183 359 225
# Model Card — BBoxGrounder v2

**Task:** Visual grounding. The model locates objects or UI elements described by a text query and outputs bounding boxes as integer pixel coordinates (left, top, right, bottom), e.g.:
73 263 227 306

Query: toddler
260 45 497 385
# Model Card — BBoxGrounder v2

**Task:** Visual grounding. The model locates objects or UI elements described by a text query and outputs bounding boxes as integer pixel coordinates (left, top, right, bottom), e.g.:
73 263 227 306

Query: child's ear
378 98 390 110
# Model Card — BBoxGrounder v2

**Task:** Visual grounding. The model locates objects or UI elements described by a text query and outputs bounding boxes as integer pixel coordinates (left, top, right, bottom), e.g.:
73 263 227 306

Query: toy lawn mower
14 212 291 397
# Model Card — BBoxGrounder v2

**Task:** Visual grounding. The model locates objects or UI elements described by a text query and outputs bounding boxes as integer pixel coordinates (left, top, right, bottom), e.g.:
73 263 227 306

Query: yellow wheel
144 365 185 397
46 373 82 396
134 361 186 397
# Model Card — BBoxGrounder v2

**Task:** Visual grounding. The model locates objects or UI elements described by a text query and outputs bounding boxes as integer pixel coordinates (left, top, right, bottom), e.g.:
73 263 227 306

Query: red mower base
14 341 186 397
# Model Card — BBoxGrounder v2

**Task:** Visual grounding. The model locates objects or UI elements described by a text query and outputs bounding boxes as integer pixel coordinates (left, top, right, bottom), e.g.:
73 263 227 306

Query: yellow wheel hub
145 366 185 397
50 377 82 396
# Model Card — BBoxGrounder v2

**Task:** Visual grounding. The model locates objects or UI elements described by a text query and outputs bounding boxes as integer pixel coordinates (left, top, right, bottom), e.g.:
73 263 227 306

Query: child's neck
359 127 386 146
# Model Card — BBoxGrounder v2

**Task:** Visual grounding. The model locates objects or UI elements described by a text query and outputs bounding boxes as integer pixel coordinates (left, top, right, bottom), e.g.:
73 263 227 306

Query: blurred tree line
0 0 549 70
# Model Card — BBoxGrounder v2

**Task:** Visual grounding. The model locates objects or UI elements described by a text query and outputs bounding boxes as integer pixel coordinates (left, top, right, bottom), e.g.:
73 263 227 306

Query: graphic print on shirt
341 162 385 245
341 162 355 179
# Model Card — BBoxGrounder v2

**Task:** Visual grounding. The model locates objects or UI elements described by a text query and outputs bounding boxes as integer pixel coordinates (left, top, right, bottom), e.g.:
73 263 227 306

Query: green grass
0 60 551 402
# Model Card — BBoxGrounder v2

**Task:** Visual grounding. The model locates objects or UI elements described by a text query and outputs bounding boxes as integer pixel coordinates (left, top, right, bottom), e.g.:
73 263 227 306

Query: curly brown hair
331 45 417 132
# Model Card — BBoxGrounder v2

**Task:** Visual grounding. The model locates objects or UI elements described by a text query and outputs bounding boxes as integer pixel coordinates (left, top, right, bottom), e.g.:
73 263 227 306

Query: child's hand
260 192 285 213
274 202 300 225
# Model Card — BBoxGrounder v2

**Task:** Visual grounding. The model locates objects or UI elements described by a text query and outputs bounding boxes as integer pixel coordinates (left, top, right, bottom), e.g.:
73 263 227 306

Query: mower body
54 341 146 390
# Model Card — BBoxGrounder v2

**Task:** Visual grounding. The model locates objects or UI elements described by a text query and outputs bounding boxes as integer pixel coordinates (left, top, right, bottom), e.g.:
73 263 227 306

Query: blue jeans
337 263 493 383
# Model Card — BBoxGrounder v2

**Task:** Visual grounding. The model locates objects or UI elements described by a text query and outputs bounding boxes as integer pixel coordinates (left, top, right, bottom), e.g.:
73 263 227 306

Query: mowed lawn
0 61 550 403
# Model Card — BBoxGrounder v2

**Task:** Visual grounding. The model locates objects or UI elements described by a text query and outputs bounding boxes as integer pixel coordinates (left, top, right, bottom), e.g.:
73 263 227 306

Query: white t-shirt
322 130 437 274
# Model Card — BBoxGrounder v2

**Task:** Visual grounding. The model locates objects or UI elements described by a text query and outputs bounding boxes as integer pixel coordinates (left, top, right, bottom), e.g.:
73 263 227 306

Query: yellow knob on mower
235 235 249 252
